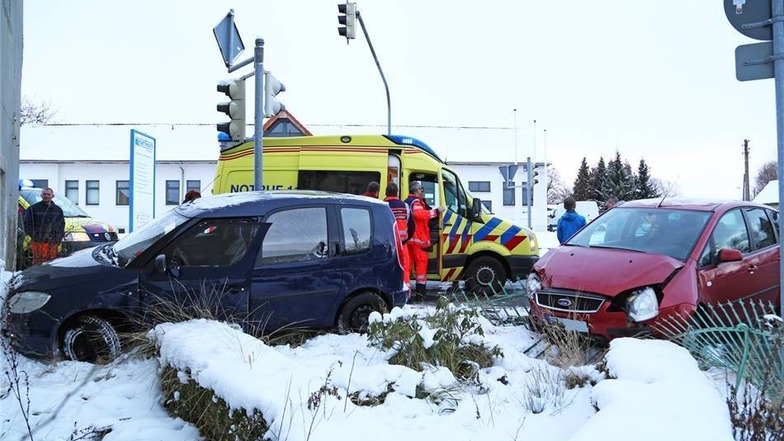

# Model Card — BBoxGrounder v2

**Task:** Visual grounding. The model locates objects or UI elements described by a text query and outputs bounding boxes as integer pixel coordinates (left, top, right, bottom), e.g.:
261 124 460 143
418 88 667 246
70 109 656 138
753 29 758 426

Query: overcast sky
22 0 777 199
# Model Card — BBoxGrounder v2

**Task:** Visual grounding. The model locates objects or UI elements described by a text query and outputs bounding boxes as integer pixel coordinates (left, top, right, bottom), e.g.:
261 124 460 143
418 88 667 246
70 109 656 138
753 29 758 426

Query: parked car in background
17 185 119 268
528 198 780 342
4 191 408 362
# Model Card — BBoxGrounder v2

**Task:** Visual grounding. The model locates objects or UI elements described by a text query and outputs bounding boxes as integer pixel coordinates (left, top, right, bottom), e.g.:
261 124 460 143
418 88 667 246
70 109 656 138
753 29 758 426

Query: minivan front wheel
464 256 507 297
338 292 388 334
61 316 122 363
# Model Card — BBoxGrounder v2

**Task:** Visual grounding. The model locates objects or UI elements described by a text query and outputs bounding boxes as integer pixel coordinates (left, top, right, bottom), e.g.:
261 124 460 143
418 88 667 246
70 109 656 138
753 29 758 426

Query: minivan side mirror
471 198 482 221
718 248 743 263
154 254 168 273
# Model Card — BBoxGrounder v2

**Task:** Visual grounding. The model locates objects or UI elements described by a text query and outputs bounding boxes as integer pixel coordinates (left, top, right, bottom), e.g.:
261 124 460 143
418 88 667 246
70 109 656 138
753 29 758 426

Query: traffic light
263 71 286 117
216 78 246 142
337 2 357 41
532 165 540 186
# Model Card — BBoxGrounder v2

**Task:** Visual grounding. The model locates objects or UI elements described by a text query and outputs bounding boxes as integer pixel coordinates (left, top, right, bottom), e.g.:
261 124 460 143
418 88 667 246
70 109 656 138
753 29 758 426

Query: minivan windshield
20 188 90 217
567 207 712 261
113 209 190 266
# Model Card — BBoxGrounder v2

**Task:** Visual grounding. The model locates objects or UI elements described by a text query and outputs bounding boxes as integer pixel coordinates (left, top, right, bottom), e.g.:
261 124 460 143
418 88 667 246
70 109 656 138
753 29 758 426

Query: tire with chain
61 315 122 363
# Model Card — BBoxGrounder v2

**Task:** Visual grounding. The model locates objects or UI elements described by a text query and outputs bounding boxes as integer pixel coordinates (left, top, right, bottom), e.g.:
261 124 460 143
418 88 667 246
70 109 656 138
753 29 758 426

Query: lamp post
337 3 391 135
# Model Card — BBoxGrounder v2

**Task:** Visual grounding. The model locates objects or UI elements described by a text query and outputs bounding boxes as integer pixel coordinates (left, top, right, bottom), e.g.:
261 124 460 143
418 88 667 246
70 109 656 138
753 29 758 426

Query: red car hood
536 245 684 297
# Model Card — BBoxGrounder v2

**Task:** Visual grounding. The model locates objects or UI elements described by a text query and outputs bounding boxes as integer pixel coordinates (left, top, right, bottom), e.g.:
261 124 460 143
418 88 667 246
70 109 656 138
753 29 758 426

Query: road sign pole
254 38 265 190
772 0 784 314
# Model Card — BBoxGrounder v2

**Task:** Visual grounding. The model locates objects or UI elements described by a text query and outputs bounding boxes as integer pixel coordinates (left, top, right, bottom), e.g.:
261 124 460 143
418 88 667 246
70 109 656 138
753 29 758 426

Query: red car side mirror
718 248 743 262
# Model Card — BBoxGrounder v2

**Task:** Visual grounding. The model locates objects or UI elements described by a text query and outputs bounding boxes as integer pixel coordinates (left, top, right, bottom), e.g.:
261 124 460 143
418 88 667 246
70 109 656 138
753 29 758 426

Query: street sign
736 41 774 81
213 10 245 68
724 0 772 41
498 164 518 187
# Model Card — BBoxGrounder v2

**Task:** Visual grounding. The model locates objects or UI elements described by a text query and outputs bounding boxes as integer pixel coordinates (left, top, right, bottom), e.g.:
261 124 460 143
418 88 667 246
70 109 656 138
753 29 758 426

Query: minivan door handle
747 265 758 274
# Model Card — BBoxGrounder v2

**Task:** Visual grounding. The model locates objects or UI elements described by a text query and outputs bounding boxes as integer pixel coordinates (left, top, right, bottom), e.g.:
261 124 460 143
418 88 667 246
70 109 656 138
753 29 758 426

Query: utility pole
743 139 751 201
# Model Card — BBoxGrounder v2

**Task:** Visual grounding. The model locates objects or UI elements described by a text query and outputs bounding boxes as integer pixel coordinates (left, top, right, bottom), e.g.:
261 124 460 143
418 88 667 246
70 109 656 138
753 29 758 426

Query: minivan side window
341 207 371 255
260 207 329 265
170 218 259 267
713 209 751 254
745 207 776 250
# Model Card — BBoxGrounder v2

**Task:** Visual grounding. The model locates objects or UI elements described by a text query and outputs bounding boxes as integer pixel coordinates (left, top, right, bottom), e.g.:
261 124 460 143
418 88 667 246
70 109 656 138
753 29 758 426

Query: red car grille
535 290 606 313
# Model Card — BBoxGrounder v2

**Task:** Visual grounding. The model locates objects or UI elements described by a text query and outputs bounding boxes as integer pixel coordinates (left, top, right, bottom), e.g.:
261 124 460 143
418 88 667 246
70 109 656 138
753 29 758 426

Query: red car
527 199 780 342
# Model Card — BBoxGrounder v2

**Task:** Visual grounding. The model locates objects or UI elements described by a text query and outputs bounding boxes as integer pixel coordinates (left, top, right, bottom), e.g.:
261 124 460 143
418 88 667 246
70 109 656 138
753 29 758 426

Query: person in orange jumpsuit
383 182 411 296
404 181 444 302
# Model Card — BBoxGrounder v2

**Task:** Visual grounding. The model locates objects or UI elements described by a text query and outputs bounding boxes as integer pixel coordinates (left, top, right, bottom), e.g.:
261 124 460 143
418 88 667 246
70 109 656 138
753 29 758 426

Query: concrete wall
0 0 22 270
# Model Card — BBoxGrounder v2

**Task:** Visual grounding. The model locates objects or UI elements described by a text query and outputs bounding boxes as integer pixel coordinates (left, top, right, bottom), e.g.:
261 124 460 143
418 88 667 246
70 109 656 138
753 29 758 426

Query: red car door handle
747 265 758 274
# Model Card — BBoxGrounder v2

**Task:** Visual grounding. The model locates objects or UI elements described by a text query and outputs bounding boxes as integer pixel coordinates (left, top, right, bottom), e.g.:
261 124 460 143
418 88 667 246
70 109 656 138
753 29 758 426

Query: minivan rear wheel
61 316 122 363
338 292 388 334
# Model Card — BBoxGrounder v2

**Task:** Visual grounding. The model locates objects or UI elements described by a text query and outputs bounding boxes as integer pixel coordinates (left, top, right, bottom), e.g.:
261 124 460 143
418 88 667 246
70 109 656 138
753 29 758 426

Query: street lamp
336 2 391 135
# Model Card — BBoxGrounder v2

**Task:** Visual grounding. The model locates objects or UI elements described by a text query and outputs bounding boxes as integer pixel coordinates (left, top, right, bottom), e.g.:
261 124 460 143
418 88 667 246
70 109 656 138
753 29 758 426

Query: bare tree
753 160 777 197
20 97 57 126
547 167 570 204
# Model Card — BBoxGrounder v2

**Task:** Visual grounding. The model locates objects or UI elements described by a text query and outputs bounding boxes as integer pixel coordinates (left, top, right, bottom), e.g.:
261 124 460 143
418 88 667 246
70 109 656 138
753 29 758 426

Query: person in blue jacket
557 196 587 244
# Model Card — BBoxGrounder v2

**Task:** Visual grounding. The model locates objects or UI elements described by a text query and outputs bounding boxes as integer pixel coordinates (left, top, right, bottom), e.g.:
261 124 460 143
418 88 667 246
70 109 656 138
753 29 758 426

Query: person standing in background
557 196 586 244
182 189 201 203
383 182 411 295
23 187 65 265
361 181 380 198
404 181 445 302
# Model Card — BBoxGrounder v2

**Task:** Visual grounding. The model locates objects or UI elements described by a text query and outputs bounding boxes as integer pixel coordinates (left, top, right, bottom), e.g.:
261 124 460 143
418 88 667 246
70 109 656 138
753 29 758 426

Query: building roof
753 180 778 204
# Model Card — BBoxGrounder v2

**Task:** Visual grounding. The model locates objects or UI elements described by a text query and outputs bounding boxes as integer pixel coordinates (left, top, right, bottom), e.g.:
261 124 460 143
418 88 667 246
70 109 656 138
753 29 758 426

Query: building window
116 180 130 205
481 200 493 212
468 181 491 192
86 180 100 205
65 180 79 204
166 180 180 205
30 179 48 189
521 186 532 206
503 182 515 206
186 180 201 192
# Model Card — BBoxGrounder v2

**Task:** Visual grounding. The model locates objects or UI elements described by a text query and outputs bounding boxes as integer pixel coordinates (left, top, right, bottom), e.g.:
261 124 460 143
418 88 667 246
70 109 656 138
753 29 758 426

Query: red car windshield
567 207 712 261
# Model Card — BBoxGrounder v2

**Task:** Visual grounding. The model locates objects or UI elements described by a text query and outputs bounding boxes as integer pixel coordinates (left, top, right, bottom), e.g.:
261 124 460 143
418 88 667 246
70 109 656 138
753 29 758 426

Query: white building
19 121 550 233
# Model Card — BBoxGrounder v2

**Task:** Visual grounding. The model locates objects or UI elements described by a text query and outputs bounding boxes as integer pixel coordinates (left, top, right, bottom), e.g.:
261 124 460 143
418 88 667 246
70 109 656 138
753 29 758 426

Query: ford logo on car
557 298 573 308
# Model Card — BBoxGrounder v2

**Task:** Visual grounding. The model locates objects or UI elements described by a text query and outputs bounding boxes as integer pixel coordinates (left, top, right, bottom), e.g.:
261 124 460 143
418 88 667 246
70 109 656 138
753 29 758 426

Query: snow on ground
0 232 736 441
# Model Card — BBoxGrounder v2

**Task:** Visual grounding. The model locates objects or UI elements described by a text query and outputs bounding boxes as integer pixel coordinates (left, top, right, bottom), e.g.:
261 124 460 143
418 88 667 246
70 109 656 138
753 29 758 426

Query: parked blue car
4 191 408 362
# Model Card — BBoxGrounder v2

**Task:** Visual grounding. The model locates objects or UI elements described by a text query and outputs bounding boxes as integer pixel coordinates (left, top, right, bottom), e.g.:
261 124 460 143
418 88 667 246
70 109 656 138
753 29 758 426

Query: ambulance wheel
61 315 122 363
465 257 506 297
337 292 388 334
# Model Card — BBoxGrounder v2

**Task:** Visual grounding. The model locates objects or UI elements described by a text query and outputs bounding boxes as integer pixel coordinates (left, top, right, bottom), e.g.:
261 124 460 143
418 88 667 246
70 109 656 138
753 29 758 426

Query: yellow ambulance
213 134 539 294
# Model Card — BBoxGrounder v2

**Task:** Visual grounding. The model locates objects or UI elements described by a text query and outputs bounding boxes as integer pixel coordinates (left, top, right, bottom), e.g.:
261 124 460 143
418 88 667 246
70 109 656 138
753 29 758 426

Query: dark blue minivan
4 191 408 362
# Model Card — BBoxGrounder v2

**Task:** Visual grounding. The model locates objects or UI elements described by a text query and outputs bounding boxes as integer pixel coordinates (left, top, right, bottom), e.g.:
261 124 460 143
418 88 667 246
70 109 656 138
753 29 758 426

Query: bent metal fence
653 300 783 401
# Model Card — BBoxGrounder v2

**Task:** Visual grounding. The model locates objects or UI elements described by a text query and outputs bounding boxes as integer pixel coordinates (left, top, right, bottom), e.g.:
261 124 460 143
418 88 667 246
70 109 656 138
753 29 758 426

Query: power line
39 122 515 130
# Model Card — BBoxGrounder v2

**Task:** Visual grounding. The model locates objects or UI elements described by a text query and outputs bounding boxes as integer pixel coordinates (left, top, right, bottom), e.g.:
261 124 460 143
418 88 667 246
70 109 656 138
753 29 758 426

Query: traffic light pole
774 0 784 315
356 11 391 136
254 38 265 190
526 157 533 229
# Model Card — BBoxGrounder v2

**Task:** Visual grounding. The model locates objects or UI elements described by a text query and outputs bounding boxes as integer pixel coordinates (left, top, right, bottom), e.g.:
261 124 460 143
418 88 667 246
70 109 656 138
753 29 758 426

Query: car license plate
545 316 589 333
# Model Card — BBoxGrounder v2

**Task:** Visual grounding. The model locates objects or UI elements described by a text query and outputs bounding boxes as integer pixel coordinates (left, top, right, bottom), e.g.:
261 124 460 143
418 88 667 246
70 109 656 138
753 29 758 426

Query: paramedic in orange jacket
404 181 444 302
383 182 410 295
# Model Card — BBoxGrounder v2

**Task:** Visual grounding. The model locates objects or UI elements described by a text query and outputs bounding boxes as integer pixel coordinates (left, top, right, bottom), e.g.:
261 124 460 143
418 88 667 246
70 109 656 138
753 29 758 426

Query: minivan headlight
64 232 91 242
627 288 659 322
526 274 541 300
8 291 51 314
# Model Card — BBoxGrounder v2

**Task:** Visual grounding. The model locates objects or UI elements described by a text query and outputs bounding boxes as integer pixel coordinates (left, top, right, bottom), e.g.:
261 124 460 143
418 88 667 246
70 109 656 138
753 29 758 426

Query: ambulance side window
442 169 467 217
298 171 381 195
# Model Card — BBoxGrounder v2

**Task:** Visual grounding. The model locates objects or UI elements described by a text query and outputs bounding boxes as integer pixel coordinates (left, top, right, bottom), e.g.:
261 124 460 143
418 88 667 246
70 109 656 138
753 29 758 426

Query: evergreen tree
572 157 592 200
605 151 635 200
589 157 608 201
636 158 659 199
